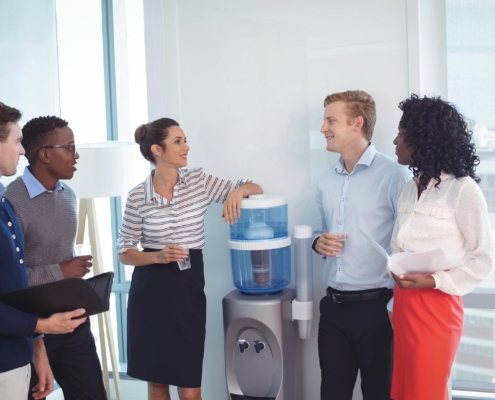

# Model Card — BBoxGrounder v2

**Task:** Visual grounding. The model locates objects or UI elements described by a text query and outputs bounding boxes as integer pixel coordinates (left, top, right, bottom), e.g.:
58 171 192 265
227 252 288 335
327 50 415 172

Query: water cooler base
223 288 301 400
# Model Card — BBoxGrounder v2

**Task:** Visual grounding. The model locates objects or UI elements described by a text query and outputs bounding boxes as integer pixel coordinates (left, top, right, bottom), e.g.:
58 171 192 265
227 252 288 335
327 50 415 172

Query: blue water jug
228 195 291 295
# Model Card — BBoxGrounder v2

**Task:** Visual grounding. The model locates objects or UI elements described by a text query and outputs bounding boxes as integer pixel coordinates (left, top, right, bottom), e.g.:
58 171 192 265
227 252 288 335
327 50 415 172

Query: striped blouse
117 168 251 252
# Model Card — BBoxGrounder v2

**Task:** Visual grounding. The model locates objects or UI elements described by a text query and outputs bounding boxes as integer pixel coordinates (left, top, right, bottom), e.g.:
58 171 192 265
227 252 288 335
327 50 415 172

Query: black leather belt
327 287 391 304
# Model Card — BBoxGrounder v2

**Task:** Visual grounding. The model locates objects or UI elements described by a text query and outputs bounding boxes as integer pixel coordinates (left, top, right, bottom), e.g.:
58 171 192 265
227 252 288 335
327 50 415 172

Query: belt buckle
332 293 343 303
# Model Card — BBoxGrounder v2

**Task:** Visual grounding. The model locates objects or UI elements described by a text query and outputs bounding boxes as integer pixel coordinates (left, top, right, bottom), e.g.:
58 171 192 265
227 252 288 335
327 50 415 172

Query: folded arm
222 182 263 224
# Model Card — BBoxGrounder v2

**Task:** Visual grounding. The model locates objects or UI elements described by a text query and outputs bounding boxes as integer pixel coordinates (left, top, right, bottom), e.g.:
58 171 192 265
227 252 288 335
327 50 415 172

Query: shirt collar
178 169 187 185
415 171 453 186
23 166 63 199
143 169 187 205
0 182 5 198
334 143 377 174
439 171 452 180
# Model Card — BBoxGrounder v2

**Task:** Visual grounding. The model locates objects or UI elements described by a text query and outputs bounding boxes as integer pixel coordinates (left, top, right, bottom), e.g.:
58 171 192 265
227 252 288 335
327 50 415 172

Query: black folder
0 272 114 318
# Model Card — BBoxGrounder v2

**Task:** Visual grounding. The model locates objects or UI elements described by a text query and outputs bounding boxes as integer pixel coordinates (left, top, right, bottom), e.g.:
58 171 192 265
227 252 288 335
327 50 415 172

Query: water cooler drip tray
230 395 276 400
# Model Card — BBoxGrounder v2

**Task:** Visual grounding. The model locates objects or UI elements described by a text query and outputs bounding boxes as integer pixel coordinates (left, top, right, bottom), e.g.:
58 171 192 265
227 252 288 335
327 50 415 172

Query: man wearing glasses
5 116 107 400
0 105 89 400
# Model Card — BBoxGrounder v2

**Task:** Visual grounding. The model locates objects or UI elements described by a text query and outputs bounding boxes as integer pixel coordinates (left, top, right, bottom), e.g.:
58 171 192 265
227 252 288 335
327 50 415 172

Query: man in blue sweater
0 102 87 400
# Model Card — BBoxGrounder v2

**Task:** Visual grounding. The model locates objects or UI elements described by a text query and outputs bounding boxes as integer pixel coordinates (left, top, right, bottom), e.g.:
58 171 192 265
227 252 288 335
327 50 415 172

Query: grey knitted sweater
5 177 77 286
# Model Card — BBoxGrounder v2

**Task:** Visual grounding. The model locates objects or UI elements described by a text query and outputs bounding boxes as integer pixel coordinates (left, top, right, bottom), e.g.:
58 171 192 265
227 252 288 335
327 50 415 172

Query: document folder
0 272 114 318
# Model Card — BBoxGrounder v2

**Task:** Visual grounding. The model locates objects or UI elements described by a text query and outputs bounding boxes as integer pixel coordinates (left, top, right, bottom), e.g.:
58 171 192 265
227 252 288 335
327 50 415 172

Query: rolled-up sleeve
117 193 143 253
203 172 251 204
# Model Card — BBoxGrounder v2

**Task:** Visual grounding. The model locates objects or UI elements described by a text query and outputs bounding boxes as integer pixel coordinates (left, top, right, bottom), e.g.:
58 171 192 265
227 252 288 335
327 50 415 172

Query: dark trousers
318 288 393 400
29 319 107 400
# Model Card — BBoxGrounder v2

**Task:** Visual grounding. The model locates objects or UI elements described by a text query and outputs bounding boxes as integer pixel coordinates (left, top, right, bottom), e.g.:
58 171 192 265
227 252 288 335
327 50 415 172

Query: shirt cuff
312 236 326 259
432 273 442 289
33 334 44 341
117 237 139 254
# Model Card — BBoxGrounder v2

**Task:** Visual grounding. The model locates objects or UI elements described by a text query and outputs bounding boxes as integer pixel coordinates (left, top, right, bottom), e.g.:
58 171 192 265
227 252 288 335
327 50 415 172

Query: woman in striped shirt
117 118 262 400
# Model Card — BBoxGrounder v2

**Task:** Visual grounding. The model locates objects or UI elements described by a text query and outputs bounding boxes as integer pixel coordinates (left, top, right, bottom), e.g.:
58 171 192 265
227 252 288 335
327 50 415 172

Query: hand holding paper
355 225 463 275
387 247 463 275
391 272 436 290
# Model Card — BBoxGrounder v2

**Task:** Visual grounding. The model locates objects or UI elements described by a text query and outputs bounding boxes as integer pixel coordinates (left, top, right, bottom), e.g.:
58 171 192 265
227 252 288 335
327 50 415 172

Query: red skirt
391 286 463 400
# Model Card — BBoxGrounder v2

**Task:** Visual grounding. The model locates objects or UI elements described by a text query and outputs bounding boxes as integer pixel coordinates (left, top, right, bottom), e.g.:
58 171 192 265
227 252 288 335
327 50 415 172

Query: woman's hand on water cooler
157 244 188 264
222 183 263 224
222 189 244 224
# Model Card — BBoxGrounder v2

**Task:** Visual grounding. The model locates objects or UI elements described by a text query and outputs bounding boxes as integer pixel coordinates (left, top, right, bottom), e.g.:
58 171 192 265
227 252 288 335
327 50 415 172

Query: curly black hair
22 116 69 164
398 94 480 189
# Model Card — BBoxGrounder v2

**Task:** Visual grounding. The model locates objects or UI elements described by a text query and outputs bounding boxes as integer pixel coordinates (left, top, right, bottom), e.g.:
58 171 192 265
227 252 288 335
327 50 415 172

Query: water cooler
223 195 314 400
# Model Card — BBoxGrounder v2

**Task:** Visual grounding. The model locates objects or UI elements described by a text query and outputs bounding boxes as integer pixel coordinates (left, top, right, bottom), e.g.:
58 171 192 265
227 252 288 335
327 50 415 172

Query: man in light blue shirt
313 90 411 400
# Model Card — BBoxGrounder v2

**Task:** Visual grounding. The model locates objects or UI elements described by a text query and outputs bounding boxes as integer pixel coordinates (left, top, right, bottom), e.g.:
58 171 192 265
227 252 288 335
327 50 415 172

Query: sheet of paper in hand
355 225 463 275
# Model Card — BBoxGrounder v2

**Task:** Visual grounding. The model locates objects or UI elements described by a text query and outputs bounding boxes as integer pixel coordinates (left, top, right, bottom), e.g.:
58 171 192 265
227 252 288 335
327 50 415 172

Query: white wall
406 0 448 98
142 1 410 399
0 0 60 186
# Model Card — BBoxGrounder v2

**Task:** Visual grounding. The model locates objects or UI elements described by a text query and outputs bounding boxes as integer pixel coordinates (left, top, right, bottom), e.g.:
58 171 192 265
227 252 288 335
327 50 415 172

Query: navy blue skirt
127 249 206 388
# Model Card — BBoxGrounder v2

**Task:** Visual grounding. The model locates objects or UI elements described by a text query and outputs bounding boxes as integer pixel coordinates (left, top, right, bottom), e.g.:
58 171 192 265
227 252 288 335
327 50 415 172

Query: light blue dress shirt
315 143 412 291
22 167 63 199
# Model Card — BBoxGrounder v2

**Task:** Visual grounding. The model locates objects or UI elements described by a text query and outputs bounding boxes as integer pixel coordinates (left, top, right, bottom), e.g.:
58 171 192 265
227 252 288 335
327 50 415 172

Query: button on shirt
0 184 24 266
118 168 251 252
0 184 24 261
391 173 494 295
315 144 412 290
0 182 38 374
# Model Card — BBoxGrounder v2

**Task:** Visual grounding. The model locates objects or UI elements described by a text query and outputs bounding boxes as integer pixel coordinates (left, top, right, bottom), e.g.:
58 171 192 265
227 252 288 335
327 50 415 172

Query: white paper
387 248 464 275
355 226 463 275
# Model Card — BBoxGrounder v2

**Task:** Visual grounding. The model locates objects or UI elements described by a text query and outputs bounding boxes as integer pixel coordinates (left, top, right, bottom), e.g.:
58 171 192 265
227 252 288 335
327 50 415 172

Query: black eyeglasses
40 144 77 156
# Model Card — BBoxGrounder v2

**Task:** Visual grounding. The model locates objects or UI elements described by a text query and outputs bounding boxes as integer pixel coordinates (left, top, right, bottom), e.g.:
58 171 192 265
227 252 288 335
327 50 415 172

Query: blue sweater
0 185 38 373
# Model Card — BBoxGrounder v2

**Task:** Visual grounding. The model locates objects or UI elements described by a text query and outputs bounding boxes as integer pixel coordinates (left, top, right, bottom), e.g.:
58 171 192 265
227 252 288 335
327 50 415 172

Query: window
56 0 107 143
457 343 494 369
464 315 494 341
447 0 495 391
55 0 148 369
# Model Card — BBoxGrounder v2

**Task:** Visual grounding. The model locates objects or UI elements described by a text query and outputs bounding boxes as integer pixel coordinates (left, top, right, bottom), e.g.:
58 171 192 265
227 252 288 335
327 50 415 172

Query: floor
46 378 149 400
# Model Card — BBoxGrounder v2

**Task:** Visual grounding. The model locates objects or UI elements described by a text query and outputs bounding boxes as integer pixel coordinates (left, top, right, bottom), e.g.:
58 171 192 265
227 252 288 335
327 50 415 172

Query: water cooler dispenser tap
254 341 265 354
238 340 249 353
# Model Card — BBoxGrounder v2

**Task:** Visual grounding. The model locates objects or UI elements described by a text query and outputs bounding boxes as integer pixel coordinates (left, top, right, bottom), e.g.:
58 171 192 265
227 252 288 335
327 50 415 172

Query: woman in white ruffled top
389 94 494 400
